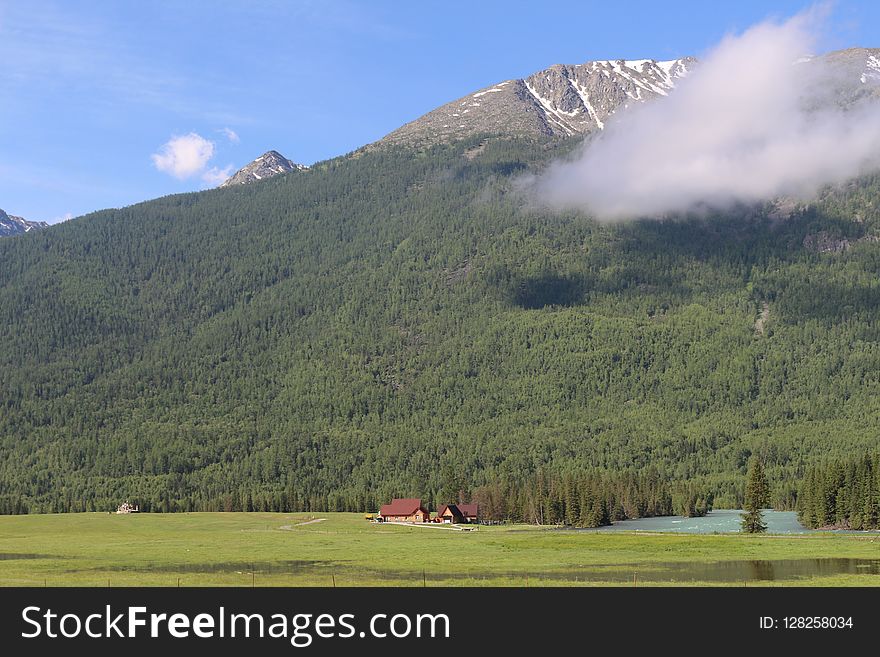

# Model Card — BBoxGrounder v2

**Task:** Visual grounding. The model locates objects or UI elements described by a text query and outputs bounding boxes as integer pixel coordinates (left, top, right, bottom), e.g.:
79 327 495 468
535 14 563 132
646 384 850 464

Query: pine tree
563 474 580 526
741 457 769 533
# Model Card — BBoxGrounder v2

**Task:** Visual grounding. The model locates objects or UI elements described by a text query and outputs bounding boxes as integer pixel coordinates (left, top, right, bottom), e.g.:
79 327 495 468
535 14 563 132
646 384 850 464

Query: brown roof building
457 503 479 522
379 498 430 523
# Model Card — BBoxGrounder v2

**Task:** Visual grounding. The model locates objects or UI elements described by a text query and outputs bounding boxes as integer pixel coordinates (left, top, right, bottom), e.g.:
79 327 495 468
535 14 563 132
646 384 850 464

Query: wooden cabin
378 498 430 523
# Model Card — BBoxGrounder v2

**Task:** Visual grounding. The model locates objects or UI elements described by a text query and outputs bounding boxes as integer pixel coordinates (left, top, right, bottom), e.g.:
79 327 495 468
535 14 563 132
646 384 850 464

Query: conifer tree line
797 453 880 530
469 469 713 527
0 467 715 526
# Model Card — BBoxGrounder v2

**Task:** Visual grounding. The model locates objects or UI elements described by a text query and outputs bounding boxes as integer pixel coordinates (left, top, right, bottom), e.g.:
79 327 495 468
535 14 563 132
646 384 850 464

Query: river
596 509 811 534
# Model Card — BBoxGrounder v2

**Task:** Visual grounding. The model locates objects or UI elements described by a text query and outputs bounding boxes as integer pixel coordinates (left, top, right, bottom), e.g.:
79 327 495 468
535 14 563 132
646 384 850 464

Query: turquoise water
596 509 811 534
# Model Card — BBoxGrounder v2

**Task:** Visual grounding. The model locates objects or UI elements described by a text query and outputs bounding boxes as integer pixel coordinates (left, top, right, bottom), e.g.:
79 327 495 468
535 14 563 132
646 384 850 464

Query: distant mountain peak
220 150 307 187
0 208 48 237
379 56 697 147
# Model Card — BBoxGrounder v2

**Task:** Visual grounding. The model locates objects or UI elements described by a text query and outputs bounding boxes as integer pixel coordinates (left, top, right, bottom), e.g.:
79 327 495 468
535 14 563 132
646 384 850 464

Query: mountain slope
2 135 880 514
3 50 880 514
0 208 48 237
220 150 307 187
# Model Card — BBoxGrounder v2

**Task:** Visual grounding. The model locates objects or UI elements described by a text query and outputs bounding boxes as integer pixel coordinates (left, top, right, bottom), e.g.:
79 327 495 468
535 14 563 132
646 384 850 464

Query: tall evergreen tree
741 457 769 533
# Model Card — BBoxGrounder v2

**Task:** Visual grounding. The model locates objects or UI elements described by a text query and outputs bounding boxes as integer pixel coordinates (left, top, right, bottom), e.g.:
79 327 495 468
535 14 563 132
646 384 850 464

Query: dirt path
279 518 326 531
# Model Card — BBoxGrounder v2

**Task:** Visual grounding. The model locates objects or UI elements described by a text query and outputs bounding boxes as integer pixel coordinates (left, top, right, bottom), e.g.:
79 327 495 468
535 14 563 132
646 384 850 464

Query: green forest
2 134 880 516
798 453 880 529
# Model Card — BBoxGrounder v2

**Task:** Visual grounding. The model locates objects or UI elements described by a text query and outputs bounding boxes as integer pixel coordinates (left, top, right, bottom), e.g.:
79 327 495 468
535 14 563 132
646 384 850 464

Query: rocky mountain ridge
380 47 880 147
220 150 307 187
0 208 48 237
219 48 880 187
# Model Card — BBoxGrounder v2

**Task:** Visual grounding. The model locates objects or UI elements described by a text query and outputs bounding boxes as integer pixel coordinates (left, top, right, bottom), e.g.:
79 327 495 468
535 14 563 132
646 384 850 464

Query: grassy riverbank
1 512 878 587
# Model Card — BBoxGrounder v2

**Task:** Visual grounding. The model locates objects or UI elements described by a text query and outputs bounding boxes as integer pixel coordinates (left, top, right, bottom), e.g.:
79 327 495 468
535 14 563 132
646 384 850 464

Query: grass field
1 512 879 587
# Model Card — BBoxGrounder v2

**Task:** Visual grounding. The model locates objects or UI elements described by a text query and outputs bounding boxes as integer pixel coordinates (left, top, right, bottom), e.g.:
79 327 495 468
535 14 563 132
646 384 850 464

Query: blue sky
2 0 879 224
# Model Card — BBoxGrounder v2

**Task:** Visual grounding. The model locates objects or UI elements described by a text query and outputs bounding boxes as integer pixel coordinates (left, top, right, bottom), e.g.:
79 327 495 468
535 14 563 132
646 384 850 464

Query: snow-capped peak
220 150 308 187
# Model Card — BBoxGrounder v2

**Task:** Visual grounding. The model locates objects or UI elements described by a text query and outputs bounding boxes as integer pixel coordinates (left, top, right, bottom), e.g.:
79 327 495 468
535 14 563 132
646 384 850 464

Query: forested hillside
2 135 880 515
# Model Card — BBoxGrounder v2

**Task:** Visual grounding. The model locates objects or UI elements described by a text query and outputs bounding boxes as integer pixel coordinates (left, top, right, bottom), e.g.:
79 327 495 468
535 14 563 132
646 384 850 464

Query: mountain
381 57 695 146
3 50 880 515
220 150 307 187
0 208 48 237
381 48 880 148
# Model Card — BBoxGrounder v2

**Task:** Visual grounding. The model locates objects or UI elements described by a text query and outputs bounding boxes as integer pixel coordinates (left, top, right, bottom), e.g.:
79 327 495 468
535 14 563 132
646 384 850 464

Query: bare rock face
220 151 307 187
767 198 801 221
803 232 851 253
803 231 880 254
0 208 48 237
380 57 696 147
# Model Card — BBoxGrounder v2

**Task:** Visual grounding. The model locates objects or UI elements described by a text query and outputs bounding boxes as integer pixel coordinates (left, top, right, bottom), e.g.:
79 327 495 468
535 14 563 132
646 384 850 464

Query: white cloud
202 165 234 187
151 133 215 179
533 8 880 220
219 127 240 143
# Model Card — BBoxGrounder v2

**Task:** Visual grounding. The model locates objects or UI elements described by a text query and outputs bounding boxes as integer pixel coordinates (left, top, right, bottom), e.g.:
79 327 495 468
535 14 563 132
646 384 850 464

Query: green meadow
0 513 878 587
